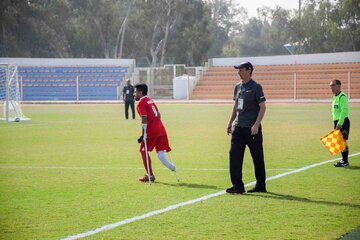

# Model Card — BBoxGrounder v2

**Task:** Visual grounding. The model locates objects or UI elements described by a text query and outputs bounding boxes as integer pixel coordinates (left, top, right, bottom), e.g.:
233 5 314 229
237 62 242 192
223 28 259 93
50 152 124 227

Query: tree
237 18 268 56
336 0 360 51
0 0 29 56
0 0 73 57
1 0 358 61
125 0 180 67
206 0 246 57
168 0 213 65
114 0 135 58
295 0 360 53
266 7 294 55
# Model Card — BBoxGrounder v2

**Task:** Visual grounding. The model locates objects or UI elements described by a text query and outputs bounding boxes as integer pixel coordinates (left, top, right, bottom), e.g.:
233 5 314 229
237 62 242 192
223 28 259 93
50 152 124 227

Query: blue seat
20 66 129 100
23 86 77 100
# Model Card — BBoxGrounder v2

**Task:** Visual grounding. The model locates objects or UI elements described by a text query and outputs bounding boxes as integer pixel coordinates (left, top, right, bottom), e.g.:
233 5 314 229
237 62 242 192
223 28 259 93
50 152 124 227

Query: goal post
0 64 30 122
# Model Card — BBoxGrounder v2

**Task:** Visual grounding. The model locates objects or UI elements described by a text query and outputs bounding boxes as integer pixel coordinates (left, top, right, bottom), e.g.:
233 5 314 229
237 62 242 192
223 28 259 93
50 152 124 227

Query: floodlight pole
299 0 302 27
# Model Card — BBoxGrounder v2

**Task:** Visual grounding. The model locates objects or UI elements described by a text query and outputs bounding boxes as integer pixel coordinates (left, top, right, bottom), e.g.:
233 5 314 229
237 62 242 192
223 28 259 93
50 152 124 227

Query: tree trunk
160 1 172 67
114 0 134 58
150 20 161 67
114 18 124 58
94 19 110 58
118 16 127 58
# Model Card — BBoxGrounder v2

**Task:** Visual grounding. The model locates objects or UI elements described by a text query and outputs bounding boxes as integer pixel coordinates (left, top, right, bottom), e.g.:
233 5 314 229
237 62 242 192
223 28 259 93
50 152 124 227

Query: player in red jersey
134 83 176 182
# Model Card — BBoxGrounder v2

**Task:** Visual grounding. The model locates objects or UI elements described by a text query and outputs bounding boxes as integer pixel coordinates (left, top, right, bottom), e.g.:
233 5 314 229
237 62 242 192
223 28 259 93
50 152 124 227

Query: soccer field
0 103 359 240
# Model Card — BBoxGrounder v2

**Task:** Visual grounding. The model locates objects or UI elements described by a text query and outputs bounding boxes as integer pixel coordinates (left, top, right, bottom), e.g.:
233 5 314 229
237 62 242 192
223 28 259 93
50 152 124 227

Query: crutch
143 136 152 185
167 151 180 182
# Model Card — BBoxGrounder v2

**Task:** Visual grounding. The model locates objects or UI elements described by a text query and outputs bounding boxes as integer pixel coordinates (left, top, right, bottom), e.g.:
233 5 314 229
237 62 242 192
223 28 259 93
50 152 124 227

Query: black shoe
226 186 245 194
247 186 267 193
334 161 349 167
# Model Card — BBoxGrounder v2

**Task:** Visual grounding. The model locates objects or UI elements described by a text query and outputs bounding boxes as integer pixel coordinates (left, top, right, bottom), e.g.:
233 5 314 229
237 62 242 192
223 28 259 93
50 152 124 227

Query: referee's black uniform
230 79 266 192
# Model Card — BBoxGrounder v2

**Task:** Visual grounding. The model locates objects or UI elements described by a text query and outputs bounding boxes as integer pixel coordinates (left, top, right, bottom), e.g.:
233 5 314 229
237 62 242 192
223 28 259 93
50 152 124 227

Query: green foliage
0 0 359 62
0 103 359 239
0 0 73 57
227 0 360 56
295 0 360 53
222 41 240 57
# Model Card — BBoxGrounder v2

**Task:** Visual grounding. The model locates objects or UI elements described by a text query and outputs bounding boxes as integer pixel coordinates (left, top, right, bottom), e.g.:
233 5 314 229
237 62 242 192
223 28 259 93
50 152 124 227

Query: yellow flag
320 129 347 156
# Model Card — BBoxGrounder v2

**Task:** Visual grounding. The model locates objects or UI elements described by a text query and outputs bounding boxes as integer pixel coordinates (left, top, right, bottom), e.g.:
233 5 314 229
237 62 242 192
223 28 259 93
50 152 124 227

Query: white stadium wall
0 58 136 67
210 51 360 66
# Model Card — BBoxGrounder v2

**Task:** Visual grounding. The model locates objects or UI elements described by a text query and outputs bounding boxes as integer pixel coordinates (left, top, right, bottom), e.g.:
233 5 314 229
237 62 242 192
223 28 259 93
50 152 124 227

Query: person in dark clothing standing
226 61 267 194
123 79 135 119
330 79 350 167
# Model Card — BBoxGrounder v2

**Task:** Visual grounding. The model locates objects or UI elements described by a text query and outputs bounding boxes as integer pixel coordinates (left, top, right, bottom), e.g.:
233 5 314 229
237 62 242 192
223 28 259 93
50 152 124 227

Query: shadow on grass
346 165 360 170
246 192 360 209
155 181 222 190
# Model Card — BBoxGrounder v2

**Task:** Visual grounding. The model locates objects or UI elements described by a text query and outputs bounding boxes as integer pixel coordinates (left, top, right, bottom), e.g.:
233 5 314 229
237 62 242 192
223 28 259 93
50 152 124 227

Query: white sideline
0 166 294 171
60 152 358 240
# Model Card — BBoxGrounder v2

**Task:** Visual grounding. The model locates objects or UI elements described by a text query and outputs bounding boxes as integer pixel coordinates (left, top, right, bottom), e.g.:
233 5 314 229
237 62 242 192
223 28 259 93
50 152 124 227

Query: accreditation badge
126 90 130 94
237 98 244 110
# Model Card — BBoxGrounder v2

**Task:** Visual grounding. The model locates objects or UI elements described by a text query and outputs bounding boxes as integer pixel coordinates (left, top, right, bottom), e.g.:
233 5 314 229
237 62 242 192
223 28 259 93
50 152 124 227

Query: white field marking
0 166 144 170
0 166 294 171
0 120 77 129
61 152 360 240
180 168 296 171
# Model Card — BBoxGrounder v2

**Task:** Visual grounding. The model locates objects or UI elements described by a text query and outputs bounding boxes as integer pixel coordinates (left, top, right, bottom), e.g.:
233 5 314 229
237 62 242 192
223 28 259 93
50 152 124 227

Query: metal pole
294 73 297 100
5 65 10 122
20 75 23 101
348 72 351 99
187 75 190 100
299 0 301 28
76 74 79 101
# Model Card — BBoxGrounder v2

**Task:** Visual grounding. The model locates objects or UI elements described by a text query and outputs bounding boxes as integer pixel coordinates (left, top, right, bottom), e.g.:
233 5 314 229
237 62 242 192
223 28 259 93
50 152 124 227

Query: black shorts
334 117 350 140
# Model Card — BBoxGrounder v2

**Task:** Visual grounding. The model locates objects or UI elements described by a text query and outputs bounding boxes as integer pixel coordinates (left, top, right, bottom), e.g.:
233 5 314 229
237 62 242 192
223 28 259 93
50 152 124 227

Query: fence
131 64 205 99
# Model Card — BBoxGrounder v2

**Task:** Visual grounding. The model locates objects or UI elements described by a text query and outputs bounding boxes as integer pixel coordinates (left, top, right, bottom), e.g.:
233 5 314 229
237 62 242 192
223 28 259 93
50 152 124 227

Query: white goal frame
0 64 30 122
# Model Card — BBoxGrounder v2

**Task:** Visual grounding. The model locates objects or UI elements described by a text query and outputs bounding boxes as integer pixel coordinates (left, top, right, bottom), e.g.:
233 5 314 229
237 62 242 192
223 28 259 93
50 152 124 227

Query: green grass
0 103 359 240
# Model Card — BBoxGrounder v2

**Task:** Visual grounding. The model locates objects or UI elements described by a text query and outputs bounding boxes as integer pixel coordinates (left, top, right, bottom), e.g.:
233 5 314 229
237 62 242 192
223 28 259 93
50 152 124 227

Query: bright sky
237 0 300 18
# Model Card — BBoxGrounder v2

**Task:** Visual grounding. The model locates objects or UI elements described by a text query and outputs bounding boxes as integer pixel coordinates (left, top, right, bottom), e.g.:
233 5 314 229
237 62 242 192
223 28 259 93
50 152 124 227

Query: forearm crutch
143 137 151 185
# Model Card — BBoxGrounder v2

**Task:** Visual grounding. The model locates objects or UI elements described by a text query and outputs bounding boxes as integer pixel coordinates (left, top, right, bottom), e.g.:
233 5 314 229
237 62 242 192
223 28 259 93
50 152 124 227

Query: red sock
141 151 154 176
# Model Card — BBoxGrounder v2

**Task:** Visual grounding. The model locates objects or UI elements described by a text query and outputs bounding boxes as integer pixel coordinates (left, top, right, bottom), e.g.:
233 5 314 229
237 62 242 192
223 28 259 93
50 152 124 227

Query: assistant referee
330 79 350 167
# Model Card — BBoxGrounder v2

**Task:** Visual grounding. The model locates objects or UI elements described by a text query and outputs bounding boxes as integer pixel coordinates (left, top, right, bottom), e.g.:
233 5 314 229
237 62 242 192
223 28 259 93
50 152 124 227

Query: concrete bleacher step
191 93 295 100
191 63 360 100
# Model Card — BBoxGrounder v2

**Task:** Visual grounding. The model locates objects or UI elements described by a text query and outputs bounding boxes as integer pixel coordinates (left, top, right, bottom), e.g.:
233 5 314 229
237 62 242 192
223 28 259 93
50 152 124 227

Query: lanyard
239 80 253 97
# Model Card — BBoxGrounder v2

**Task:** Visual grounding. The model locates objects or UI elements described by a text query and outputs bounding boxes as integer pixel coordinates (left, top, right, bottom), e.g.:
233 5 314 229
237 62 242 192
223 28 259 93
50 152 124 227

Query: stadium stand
19 66 129 100
191 63 360 100
2 54 358 101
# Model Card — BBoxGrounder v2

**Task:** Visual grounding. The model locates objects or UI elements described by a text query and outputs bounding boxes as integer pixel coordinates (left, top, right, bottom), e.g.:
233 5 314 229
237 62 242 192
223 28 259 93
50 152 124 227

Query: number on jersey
152 105 158 117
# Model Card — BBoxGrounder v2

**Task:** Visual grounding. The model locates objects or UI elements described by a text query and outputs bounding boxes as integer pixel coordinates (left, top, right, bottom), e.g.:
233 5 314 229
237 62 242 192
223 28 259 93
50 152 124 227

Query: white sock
157 151 176 171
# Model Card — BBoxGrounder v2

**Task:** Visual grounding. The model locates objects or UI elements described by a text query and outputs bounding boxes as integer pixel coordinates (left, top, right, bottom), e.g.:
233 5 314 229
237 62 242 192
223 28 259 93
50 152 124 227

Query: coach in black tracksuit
226 62 267 194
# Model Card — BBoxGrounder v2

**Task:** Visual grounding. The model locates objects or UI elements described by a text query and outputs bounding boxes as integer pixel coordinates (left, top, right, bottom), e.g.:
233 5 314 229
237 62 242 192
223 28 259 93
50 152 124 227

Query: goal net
0 64 30 122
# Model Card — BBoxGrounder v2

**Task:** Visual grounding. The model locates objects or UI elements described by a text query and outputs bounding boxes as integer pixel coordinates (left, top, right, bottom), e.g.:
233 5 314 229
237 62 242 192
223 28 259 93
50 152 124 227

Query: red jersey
136 96 167 138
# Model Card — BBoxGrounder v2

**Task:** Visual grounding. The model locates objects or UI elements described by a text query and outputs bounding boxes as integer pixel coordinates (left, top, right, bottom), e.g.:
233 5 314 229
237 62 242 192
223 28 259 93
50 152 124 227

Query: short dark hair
333 79 342 86
135 83 148 95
